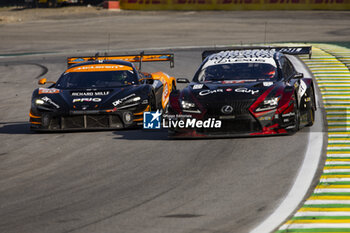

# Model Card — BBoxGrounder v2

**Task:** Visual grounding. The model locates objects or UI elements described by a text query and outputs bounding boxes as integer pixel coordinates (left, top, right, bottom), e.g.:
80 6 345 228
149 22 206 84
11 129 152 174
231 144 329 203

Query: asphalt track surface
0 10 346 233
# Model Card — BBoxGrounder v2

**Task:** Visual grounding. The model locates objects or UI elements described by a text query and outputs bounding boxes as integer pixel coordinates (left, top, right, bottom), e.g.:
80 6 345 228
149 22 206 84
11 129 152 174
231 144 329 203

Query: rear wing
67 53 174 69
202 46 312 61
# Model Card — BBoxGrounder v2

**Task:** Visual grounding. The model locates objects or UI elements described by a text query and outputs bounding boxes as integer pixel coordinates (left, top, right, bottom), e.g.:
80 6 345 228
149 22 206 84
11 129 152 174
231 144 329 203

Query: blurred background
0 0 104 8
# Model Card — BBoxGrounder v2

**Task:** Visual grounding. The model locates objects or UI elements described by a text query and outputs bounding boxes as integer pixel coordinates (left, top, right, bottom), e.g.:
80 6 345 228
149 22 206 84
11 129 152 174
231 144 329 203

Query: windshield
56 70 138 89
197 63 278 82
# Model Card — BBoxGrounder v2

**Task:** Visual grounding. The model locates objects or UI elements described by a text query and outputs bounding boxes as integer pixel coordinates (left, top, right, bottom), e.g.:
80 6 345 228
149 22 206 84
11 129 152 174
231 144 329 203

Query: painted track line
276 44 350 233
250 47 324 233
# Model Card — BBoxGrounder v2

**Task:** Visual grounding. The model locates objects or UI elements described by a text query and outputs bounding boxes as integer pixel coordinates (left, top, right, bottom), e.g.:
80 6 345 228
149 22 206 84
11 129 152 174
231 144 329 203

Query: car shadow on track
0 122 33 134
113 129 170 141
112 129 251 141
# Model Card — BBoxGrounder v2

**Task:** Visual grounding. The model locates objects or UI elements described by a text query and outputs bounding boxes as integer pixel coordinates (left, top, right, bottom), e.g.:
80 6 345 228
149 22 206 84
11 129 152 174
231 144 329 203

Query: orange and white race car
29 53 176 131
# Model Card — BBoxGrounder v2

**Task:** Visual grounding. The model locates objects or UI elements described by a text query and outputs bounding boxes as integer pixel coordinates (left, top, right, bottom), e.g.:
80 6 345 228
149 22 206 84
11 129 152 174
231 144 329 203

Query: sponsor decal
199 89 223 96
159 55 170 59
206 48 311 65
282 112 295 117
204 50 277 68
71 91 110 96
162 83 169 100
38 88 60 94
68 65 133 72
298 80 307 98
222 80 246 84
112 94 136 106
152 80 160 88
221 105 233 114
210 50 275 60
228 58 267 63
279 48 303 53
41 96 60 108
143 110 162 129
263 82 273 87
72 98 102 103
193 84 204 89
259 116 272 121
235 87 259 95
72 58 85 62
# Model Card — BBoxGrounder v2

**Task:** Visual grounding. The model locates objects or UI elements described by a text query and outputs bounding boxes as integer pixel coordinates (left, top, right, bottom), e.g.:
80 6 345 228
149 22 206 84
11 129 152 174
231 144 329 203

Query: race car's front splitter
30 105 152 131
30 111 134 131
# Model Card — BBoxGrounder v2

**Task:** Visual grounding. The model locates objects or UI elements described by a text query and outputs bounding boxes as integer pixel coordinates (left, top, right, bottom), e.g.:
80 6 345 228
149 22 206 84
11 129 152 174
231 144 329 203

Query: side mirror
176 78 190 83
293 73 303 79
139 77 153 82
38 78 47 85
38 78 55 85
139 77 153 84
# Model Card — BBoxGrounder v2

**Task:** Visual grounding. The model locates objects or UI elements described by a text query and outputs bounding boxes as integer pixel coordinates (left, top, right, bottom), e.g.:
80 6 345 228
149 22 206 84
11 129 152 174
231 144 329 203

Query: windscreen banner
120 0 350 10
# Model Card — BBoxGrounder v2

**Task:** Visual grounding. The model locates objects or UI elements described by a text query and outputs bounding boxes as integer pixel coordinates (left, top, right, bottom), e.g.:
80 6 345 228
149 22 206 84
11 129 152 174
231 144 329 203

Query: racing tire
289 92 300 133
306 86 316 127
149 93 157 111
171 81 177 92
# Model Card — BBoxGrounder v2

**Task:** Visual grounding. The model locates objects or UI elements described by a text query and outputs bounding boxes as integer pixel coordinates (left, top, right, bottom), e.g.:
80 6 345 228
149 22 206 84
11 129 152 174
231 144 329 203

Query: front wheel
171 81 177 92
306 86 316 127
149 93 157 112
289 93 300 134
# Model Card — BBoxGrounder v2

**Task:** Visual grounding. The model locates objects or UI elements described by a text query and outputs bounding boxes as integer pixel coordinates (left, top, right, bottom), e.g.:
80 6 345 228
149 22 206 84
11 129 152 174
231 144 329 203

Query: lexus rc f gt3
29 53 176 131
167 46 316 137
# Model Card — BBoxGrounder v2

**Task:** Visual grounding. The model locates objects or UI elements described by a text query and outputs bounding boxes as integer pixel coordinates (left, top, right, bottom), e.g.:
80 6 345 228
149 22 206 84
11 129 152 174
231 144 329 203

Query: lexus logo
221 105 233 114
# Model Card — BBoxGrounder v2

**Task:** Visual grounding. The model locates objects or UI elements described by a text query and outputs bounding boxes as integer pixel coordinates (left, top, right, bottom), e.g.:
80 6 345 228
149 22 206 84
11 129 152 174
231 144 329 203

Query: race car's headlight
181 100 201 113
35 99 45 105
255 97 280 112
181 100 195 109
114 96 143 109
124 96 141 104
113 96 142 108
